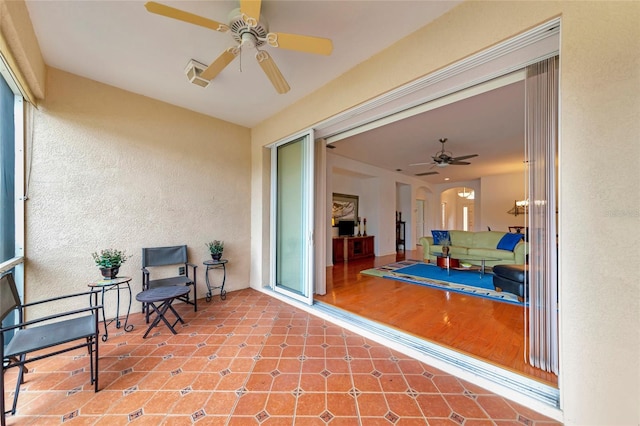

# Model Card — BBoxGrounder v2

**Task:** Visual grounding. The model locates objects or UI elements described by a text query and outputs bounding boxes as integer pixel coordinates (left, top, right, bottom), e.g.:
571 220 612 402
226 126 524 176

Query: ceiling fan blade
267 32 333 55
201 49 239 81
256 50 290 94
409 161 434 166
449 161 471 165
144 2 229 32
451 154 478 161
240 0 262 22
415 171 439 176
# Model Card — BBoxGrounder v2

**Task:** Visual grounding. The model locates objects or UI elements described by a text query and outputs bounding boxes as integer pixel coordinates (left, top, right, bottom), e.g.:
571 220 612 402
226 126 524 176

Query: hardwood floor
315 248 558 387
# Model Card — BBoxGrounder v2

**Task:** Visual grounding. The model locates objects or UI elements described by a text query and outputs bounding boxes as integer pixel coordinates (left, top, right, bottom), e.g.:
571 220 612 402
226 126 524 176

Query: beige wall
251 1 640 424
480 172 526 232
27 68 252 315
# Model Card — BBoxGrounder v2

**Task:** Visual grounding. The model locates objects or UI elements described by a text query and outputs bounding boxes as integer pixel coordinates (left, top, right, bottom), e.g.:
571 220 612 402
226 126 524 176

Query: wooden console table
332 236 374 262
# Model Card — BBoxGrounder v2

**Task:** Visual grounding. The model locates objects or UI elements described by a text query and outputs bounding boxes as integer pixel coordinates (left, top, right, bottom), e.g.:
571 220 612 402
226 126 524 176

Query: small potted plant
206 240 224 261
92 248 131 279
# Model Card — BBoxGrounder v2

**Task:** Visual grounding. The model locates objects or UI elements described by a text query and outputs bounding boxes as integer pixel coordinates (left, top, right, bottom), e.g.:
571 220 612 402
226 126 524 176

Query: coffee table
433 252 501 278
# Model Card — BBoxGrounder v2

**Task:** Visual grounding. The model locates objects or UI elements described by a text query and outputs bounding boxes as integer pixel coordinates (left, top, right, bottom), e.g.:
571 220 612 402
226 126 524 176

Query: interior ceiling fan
144 0 333 94
411 138 478 174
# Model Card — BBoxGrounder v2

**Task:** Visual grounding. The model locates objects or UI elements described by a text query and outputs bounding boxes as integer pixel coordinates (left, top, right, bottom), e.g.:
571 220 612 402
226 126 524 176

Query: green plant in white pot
206 240 224 261
92 248 131 279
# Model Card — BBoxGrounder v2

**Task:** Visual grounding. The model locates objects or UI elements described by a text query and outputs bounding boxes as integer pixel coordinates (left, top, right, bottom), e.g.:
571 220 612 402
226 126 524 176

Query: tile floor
3 289 561 425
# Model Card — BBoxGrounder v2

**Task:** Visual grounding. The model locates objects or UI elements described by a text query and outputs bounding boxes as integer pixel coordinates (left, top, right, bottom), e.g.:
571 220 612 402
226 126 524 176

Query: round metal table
88 276 134 341
203 259 228 301
135 285 190 338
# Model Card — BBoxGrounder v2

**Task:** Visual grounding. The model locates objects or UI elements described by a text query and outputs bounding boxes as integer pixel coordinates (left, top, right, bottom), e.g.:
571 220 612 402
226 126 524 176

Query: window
0 61 25 277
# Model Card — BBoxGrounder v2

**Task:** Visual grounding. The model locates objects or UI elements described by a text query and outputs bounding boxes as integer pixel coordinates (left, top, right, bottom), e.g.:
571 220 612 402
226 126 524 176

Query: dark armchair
141 245 198 322
1 272 101 426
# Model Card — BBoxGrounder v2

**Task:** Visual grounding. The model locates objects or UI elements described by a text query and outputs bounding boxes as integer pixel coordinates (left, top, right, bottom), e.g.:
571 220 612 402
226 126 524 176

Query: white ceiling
25 0 525 185
329 80 526 184
25 0 461 127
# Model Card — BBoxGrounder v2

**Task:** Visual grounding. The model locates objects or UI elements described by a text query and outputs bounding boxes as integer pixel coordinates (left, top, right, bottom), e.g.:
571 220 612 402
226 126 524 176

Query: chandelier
457 187 474 199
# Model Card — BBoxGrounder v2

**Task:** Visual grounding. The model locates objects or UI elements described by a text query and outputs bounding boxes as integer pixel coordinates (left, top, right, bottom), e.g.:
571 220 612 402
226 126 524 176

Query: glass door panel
271 131 314 304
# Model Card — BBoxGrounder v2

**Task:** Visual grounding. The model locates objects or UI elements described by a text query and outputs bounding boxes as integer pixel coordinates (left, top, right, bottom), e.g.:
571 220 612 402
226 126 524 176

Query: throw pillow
431 230 450 246
497 233 524 251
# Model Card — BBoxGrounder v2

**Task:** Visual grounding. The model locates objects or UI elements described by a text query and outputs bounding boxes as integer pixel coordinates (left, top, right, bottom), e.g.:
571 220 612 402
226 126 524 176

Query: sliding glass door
271 131 314 304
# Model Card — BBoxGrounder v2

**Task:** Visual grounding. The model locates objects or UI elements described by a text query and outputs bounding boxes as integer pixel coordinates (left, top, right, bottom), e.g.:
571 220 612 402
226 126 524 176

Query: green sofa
419 230 527 266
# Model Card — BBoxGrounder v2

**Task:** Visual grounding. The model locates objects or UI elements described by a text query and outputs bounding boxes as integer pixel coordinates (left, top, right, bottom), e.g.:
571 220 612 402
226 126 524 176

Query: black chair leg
94 335 99 392
193 283 197 312
12 355 26 415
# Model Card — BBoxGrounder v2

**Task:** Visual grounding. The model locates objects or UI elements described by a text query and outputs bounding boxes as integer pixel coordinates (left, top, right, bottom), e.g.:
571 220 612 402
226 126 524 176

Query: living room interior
1 1 638 425
317 68 557 380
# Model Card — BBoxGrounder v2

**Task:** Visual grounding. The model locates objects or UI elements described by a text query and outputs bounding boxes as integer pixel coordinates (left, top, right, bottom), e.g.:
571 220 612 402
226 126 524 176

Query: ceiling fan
411 138 478 169
144 0 333 94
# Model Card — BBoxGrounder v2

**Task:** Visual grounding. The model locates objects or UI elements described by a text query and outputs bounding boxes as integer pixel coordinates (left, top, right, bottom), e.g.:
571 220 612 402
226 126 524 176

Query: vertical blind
524 56 559 374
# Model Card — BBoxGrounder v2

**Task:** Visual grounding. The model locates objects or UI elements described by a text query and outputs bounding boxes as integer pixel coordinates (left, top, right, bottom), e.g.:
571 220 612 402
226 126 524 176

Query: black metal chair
0 272 102 426
141 245 197 323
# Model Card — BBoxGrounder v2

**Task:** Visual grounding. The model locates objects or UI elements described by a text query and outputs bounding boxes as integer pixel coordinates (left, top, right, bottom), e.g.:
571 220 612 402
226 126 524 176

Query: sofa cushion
468 247 515 261
449 246 470 257
471 231 509 249
431 230 451 245
497 233 524 251
449 230 474 247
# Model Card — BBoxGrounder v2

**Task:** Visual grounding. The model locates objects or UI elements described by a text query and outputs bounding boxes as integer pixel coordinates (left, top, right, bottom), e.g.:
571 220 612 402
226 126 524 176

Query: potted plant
91 248 131 279
206 240 224 261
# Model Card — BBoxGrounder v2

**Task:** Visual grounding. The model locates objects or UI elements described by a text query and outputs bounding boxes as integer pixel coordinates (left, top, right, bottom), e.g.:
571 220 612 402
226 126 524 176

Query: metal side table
203 259 228 301
88 276 134 341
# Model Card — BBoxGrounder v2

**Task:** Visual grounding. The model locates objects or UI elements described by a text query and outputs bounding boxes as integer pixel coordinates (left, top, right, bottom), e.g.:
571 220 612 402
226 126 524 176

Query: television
337 220 355 237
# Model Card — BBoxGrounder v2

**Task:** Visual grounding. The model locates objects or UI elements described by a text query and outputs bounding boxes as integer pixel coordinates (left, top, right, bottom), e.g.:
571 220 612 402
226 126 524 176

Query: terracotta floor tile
378 373 409 393
415 394 453 418
325 373 353 392
170 391 211 414
271 373 300 392
245 373 275 392
299 373 326 393
355 392 388 416
325 358 350 374
203 391 239 415
404 374 439 393
295 392 326 416
325 392 358 417
264 392 296 416
384 393 424 417
432 375 466 394
2 289 560 425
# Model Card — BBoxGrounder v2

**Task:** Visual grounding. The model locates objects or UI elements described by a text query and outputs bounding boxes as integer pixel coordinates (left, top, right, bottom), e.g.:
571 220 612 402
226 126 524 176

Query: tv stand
332 236 374 263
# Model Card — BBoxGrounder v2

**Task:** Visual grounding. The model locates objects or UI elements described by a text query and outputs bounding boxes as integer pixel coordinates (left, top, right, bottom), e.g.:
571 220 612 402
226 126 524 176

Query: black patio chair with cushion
0 272 102 426
141 245 197 322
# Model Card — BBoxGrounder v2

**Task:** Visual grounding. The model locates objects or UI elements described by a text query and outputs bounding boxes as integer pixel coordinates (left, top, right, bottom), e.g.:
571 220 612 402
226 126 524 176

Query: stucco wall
251 1 640 424
27 68 251 316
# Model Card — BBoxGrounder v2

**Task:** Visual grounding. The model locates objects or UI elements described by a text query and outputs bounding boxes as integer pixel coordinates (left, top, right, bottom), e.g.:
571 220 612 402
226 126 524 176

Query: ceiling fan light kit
145 0 333 94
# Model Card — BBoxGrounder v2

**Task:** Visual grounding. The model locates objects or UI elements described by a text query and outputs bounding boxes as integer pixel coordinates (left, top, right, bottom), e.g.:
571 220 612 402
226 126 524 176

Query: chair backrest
142 245 188 268
0 273 21 323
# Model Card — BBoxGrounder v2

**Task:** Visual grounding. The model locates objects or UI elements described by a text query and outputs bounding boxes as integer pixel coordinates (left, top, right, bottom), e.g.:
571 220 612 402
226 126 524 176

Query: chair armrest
185 263 197 280
514 241 528 264
0 304 103 333
142 267 150 289
419 236 434 260
19 289 101 309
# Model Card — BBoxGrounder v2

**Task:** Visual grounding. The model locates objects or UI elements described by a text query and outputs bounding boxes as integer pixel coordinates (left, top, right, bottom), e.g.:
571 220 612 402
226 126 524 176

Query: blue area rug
360 260 521 305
